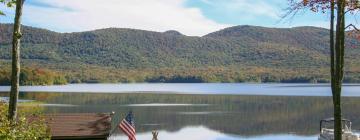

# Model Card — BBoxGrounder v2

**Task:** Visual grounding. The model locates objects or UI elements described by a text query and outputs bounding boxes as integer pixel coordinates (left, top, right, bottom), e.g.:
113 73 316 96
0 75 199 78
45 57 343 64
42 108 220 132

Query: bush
0 67 67 86
0 102 50 140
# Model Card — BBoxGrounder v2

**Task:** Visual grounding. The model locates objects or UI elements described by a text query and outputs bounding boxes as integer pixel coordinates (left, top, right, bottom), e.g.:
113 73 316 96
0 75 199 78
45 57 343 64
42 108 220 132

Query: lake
1 83 360 96
0 83 360 140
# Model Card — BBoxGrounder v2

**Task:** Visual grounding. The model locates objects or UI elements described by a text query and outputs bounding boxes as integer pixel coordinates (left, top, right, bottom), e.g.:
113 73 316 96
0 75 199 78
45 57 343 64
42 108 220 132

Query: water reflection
0 83 359 96
109 126 317 140
0 92 359 139
122 103 210 107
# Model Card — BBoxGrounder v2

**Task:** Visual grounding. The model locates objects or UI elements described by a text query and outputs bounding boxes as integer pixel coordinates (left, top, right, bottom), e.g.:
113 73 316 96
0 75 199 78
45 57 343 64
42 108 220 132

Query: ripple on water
121 103 210 107
177 111 226 115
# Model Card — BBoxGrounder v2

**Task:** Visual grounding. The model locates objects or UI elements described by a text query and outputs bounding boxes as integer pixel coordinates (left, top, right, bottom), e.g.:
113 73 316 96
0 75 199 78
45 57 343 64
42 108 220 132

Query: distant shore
1 83 360 97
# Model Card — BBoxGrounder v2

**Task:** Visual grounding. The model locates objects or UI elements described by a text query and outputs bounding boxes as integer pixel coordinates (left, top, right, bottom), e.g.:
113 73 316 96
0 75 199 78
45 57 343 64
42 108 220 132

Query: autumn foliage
0 67 67 86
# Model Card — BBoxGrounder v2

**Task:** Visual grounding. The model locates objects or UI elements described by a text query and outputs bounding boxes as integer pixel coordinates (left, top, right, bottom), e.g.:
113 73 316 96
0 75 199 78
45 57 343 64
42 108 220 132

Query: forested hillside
0 23 359 84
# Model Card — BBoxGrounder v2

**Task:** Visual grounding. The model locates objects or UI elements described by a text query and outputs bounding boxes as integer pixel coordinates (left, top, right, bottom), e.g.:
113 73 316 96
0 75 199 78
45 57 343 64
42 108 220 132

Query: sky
0 0 358 36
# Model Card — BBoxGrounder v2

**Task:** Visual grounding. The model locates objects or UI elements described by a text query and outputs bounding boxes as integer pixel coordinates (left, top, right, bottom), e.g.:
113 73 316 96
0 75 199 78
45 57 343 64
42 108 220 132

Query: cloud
14 0 231 36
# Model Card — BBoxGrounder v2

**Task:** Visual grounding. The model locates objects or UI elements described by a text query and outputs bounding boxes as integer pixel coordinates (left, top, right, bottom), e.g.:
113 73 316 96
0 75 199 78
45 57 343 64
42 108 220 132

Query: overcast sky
0 0 358 36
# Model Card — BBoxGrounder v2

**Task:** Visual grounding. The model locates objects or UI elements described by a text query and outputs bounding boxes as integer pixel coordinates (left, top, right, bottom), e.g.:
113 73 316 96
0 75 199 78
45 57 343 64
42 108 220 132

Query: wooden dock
43 113 112 140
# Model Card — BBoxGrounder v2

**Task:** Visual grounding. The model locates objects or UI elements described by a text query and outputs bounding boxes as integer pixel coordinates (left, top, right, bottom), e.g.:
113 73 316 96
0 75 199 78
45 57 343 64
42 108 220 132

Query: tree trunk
8 0 25 121
333 0 346 139
330 0 335 97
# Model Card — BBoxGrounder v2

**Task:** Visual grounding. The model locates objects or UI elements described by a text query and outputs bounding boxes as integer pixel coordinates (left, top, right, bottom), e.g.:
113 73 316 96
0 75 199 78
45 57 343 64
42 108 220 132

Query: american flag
119 111 136 140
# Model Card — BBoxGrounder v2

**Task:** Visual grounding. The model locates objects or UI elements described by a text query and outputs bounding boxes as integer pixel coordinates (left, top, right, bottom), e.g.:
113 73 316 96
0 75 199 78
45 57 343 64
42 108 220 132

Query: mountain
0 24 359 83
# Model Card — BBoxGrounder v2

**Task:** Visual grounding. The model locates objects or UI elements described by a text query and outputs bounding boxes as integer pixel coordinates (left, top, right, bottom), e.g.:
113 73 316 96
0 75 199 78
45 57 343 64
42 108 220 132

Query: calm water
0 83 360 96
1 83 360 140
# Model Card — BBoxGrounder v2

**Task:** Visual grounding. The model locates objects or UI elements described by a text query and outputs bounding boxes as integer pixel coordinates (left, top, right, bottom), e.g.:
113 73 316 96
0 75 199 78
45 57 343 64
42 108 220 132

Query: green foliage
0 0 15 16
0 67 67 85
0 102 50 140
19 68 67 85
0 24 359 83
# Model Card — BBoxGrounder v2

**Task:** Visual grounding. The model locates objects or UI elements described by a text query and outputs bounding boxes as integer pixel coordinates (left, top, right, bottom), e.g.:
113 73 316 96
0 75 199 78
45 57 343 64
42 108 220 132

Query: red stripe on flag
119 122 135 136
119 124 134 136
124 120 136 133
118 119 136 140
119 124 136 140
119 124 132 136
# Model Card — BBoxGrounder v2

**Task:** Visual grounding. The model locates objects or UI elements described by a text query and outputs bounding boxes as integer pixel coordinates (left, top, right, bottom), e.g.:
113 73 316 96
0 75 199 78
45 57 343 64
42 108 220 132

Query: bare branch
346 23 360 31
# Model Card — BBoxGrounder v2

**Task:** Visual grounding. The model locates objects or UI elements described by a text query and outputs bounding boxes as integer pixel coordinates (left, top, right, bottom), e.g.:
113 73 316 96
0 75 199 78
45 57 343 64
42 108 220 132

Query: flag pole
108 111 118 138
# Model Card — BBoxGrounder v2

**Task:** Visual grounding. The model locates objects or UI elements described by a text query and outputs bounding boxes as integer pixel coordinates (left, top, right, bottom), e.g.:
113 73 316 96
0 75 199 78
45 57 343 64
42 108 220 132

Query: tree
286 0 359 139
8 0 25 121
0 0 15 16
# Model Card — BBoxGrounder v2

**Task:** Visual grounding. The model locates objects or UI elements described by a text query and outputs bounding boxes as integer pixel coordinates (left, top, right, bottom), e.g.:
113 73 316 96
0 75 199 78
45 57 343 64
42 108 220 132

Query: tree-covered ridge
0 23 359 83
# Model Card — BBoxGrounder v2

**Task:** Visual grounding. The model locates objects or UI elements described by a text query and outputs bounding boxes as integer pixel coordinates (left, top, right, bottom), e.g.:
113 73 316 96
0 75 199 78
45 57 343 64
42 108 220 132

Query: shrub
0 102 50 140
